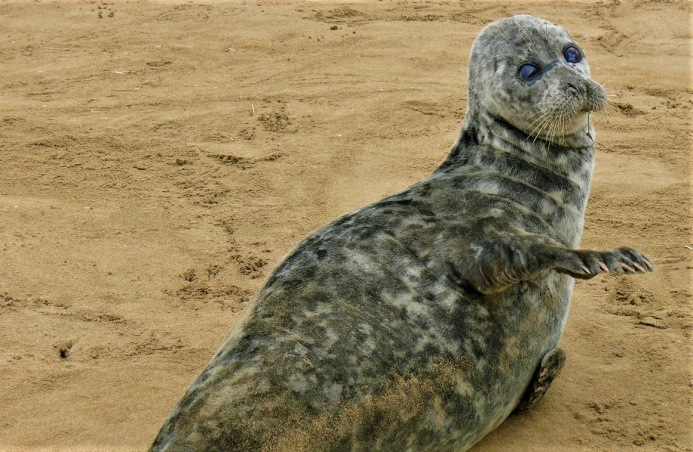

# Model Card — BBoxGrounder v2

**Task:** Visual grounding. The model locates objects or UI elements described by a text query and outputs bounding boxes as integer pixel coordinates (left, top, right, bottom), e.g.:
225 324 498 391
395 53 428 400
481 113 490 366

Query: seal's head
467 15 606 143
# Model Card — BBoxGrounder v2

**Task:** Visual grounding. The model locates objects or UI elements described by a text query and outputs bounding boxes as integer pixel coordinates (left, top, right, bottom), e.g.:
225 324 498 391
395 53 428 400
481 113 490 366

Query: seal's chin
519 110 590 143
562 111 590 136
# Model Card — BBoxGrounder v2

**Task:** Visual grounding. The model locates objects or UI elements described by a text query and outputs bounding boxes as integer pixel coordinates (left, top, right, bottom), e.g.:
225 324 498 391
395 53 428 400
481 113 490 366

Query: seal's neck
441 108 594 181
437 108 596 247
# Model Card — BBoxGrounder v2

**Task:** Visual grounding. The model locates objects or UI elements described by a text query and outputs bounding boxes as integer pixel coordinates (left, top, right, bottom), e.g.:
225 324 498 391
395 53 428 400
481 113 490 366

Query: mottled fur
151 15 652 451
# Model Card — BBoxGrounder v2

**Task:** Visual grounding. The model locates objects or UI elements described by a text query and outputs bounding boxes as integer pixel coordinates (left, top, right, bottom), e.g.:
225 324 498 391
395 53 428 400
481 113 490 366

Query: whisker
527 114 548 142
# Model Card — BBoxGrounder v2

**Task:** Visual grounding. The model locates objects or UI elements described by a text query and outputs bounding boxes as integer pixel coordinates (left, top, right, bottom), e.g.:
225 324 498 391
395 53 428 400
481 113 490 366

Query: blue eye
564 46 581 63
518 64 540 80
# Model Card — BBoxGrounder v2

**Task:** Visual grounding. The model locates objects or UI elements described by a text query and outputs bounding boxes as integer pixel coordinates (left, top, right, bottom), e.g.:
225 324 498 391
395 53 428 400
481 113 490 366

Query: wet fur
150 15 651 452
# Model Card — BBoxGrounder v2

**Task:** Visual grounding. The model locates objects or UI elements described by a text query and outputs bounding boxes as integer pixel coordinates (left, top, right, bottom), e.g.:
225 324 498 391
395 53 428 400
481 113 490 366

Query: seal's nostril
567 80 585 94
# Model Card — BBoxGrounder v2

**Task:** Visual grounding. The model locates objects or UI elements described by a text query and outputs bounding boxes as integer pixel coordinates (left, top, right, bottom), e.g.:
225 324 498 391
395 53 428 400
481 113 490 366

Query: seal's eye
518 64 540 81
564 46 581 63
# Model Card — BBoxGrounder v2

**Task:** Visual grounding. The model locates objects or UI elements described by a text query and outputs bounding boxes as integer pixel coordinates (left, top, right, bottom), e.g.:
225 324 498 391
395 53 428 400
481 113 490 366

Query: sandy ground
0 0 690 450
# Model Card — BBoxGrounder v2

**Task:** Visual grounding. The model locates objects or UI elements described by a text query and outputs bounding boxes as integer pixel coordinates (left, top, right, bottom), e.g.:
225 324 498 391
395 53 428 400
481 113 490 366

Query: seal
150 15 653 451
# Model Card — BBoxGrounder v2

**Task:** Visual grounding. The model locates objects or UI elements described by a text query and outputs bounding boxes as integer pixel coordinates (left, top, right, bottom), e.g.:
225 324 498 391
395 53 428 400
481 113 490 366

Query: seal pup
150 15 653 451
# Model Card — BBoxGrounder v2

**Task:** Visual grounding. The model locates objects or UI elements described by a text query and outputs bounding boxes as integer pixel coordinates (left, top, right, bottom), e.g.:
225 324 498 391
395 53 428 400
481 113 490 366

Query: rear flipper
514 347 566 413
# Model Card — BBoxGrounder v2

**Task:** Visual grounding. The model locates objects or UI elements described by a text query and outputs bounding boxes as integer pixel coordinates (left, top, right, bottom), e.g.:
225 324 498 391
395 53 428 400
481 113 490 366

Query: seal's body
151 15 652 451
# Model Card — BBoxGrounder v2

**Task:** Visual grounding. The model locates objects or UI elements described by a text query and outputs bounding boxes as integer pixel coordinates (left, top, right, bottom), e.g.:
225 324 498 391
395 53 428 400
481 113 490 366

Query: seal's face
469 15 606 143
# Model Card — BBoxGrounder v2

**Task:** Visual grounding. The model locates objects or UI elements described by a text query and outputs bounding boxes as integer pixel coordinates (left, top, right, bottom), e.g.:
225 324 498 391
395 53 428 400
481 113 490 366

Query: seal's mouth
571 78 607 115
582 79 608 113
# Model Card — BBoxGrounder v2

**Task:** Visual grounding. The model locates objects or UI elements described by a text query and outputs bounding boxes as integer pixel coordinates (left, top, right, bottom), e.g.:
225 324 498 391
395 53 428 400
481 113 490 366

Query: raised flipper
448 231 654 294
551 246 654 279
514 347 567 413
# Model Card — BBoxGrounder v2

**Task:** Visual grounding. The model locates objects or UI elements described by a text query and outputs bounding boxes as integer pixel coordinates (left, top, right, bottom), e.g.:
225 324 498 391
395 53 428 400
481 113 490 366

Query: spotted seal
150 14 653 451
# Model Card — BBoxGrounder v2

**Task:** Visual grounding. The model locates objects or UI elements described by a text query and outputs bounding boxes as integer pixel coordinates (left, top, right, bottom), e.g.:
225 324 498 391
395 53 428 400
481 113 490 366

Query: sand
0 0 690 450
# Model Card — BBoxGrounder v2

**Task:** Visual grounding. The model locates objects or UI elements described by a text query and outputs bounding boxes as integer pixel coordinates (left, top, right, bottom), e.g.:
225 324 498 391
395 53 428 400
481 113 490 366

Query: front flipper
514 347 566 414
450 232 654 294
552 246 654 279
